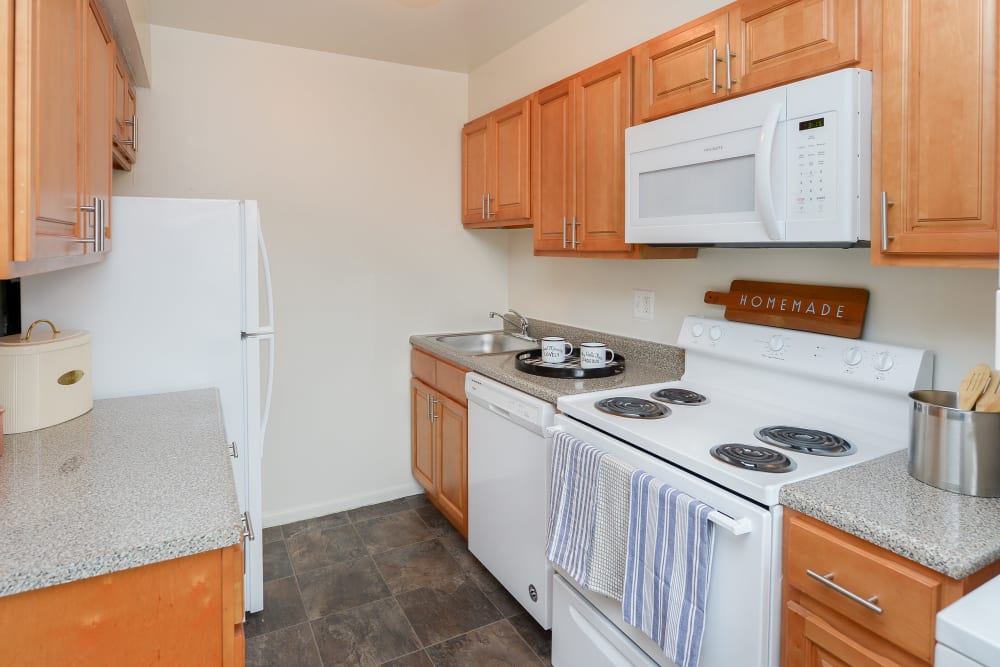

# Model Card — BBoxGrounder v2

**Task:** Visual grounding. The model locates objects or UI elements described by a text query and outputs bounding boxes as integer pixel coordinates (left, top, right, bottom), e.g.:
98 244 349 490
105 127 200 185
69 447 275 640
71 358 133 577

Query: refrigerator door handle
257 213 275 334
260 333 275 450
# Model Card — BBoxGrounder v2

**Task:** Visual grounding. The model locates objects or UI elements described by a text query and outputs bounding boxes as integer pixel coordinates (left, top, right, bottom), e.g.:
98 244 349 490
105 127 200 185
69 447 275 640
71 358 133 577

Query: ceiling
147 0 590 73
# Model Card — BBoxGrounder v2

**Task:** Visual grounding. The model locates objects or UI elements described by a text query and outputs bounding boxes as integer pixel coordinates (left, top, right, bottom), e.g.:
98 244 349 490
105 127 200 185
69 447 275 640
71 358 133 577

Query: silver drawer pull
806 569 883 615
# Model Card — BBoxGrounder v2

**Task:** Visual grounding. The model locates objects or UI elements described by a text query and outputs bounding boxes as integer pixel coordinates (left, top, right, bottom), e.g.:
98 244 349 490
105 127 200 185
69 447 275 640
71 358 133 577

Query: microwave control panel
789 113 836 221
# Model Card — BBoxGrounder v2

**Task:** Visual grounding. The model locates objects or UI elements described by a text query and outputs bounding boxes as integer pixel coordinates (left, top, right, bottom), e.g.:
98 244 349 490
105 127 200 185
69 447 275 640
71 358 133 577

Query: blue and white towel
622 471 716 667
546 431 605 586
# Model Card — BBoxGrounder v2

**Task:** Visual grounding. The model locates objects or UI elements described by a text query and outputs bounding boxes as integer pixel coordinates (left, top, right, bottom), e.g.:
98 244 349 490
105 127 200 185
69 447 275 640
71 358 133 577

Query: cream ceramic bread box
0 320 93 434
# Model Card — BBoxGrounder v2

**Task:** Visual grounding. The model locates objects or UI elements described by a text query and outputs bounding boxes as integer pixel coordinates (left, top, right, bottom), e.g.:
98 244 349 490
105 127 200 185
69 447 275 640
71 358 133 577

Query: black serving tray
514 348 625 379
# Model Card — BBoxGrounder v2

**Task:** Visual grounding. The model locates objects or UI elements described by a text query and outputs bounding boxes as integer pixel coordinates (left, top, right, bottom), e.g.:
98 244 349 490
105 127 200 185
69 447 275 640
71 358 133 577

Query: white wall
470 0 997 391
115 26 510 526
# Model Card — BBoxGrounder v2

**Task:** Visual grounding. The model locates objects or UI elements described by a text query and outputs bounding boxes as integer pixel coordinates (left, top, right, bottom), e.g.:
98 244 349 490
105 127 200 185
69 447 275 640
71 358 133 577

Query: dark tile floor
246 494 552 667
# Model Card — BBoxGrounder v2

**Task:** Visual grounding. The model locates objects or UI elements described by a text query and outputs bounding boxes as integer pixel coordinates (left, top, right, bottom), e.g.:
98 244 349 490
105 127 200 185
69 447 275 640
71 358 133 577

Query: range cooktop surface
555 317 935 506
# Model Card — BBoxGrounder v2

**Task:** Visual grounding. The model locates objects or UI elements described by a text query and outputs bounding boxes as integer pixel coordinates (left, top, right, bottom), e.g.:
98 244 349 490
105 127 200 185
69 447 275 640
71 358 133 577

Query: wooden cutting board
704 280 869 338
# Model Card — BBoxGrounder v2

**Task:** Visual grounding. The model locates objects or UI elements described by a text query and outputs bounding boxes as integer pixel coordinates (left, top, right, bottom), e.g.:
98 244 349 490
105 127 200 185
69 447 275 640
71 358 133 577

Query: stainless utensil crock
908 390 1000 497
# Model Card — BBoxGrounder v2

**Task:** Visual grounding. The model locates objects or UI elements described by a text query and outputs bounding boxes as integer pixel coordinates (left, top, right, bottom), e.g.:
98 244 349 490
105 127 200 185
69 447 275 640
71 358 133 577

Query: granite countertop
780 450 1000 579
410 318 685 404
0 389 243 597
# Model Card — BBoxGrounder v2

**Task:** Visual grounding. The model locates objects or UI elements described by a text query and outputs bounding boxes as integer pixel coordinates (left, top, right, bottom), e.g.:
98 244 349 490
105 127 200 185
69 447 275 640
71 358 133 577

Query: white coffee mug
541 337 573 364
580 342 614 368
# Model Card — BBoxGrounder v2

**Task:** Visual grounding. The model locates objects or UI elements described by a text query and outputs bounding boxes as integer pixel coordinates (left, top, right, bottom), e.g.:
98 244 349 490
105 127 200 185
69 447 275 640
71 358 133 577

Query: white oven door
551 415 780 667
625 85 788 246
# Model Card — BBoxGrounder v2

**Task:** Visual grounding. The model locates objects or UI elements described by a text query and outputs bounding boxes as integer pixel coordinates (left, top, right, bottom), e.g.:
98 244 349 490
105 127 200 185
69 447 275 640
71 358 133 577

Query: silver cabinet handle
571 216 578 249
426 393 433 420
712 47 720 94
73 198 101 248
229 441 239 458
241 511 255 542
429 396 439 421
562 216 568 248
726 42 735 90
486 193 494 217
806 570 883 615
124 114 137 151
96 198 105 253
880 192 896 251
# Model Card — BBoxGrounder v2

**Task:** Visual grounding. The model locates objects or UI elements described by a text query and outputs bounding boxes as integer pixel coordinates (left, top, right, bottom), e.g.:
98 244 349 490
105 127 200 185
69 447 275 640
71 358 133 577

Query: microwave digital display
799 117 825 131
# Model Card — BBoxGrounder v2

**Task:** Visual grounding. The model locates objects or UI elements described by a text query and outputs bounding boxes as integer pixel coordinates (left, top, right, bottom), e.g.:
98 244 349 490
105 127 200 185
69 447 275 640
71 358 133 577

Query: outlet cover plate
633 289 654 320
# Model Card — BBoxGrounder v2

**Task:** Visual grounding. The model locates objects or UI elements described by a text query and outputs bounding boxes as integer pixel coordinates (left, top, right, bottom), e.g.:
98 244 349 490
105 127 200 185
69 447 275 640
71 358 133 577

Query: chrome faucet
490 310 535 341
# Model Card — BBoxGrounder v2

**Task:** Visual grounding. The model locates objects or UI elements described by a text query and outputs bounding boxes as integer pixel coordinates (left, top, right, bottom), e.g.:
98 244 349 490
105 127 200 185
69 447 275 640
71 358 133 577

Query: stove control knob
842 347 863 366
709 325 723 341
767 335 785 352
691 322 705 338
873 351 895 372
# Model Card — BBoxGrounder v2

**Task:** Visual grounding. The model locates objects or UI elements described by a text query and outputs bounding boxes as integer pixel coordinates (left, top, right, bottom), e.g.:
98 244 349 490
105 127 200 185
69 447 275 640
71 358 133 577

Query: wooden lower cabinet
410 347 469 537
782 510 1000 666
0 543 245 666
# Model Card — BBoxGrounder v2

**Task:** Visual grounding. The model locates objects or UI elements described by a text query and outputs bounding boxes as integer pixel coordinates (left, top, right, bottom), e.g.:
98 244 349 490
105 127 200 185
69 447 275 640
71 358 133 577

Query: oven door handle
707 510 752 536
547 424 752 536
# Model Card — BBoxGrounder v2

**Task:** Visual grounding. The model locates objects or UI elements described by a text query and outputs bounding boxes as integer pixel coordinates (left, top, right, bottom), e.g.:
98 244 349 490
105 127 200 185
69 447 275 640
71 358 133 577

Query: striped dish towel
623 471 716 667
588 455 635 601
546 431 605 587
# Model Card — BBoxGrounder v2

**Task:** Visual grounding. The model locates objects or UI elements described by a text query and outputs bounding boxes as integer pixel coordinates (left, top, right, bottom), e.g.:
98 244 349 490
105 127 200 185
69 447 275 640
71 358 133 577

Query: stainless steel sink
433 331 539 355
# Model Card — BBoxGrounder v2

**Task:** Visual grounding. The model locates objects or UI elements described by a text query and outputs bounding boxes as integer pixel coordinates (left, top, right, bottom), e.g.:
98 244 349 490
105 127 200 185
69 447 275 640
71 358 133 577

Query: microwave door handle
755 102 784 241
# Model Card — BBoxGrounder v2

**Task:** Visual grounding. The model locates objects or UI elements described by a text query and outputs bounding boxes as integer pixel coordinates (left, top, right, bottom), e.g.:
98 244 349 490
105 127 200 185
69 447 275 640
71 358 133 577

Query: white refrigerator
20 196 274 613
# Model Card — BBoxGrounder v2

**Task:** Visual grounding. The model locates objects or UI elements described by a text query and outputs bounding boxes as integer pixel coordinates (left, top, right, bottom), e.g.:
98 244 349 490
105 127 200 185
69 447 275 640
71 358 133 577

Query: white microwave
625 68 871 247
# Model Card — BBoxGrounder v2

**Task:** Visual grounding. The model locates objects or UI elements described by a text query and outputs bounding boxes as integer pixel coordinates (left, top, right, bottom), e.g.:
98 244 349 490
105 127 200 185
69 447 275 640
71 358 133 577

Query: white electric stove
550 316 933 667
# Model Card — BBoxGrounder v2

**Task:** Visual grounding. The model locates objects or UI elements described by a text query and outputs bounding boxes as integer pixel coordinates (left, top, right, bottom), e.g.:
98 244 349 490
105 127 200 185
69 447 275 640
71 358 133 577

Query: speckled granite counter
780 450 1000 579
410 318 685 404
0 389 243 597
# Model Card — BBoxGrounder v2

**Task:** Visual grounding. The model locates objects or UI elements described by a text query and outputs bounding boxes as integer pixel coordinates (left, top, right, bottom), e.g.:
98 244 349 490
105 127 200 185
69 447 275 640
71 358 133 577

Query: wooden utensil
975 370 1000 412
959 363 993 411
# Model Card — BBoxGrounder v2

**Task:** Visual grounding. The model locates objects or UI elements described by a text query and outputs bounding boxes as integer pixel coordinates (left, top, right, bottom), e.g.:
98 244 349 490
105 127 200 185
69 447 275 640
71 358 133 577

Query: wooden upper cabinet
461 97 531 228
533 53 698 260
5 0 116 278
873 0 999 267
633 10 731 123
633 0 862 123
731 0 861 95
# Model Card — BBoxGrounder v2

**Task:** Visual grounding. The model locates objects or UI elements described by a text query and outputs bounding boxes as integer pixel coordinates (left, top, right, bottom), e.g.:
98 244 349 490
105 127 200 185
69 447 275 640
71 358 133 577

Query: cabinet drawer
411 348 437 385
785 512 942 662
434 359 467 405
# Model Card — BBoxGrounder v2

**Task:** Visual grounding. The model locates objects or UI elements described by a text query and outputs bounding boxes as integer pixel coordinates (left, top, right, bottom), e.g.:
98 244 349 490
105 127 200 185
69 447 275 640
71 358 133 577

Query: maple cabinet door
731 0 860 95
490 97 531 223
14 0 85 262
574 53 633 253
875 0 998 264
632 11 730 123
533 80 575 252
411 379 436 495
461 116 490 224
83 0 113 254
436 394 468 538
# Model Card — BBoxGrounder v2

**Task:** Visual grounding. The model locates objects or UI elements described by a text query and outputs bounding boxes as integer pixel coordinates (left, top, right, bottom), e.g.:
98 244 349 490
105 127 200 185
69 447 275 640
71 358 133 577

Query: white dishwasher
466 372 556 629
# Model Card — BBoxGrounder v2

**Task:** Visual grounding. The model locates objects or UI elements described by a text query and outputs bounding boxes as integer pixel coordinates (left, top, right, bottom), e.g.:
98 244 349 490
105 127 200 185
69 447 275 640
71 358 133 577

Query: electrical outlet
633 289 654 320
